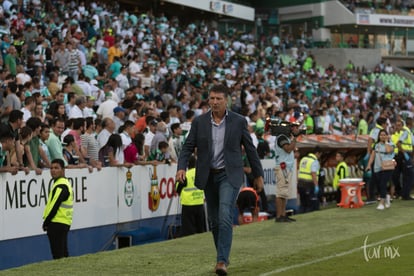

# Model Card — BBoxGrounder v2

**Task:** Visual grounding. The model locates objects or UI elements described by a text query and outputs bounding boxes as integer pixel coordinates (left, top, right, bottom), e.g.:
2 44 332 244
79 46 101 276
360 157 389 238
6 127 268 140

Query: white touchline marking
259 231 414 276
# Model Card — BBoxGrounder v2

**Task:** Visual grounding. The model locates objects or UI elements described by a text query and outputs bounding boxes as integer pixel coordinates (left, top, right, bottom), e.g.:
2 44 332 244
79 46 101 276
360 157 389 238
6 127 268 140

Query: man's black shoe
286 216 296 222
275 216 291 223
402 197 414 200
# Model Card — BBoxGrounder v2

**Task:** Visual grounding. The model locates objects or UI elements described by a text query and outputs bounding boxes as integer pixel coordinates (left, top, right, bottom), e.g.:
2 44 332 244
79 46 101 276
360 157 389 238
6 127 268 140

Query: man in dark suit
176 84 264 276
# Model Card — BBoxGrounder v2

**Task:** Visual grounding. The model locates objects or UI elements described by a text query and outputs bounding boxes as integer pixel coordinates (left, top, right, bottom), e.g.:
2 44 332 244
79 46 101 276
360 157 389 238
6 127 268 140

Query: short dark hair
209 84 230 97
85 117 94 129
63 134 75 145
170 123 181 132
0 130 14 141
377 117 387 125
123 120 135 129
51 158 65 169
9 109 24 123
314 146 322 154
50 117 65 127
185 109 195 120
337 151 345 158
26 117 42 131
72 117 85 130
158 141 169 150
8 82 17 93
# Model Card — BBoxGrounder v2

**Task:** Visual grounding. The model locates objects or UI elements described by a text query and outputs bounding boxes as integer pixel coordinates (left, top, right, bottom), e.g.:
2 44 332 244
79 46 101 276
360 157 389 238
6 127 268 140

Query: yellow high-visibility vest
298 153 318 182
333 161 348 189
43 177 73 226
177 168 204 206
391 130 401 154
401 126 413 152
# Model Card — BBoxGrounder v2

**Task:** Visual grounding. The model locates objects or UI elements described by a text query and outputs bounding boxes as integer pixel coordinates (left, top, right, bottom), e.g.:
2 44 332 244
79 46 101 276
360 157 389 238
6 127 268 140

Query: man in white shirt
97 117 115 149
128 55 142 87
21 96 35 123
75 74 92 97
115 66 130 92
68 96 86 119
96 85 118 119
144 118 158 159
112 106 126 133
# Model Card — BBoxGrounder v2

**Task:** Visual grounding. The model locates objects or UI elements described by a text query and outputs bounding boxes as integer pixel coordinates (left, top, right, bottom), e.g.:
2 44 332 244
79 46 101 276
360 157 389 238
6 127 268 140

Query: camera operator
273 121 300 222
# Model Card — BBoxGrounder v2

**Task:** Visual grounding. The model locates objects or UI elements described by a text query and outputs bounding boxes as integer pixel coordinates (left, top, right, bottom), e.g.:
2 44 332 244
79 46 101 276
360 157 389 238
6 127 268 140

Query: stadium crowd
0 0 413 192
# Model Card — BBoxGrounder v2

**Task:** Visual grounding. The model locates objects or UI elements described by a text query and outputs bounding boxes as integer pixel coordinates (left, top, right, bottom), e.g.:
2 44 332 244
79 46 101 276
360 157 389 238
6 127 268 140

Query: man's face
56 93 65 103
2 137 14 151
174 127 182 136
117 111 125 119
208 91 227 114
149 124 157 133
50 162 65 179
40 128 50 141
35 104 42 114
53 121 65 136
16 117 23 128
395 121 403 131
107 119 115 132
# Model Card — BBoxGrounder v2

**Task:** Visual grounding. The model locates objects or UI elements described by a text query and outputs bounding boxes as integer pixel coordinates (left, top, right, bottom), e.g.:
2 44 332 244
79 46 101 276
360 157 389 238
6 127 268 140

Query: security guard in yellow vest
298 146 322 213
391 119 414 200
175 155 205 237
42 159 73 259
333 152 349 203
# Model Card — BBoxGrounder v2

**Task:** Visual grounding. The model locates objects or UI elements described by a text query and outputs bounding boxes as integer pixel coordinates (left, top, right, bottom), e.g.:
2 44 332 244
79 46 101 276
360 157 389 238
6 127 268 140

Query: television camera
265 118 306 137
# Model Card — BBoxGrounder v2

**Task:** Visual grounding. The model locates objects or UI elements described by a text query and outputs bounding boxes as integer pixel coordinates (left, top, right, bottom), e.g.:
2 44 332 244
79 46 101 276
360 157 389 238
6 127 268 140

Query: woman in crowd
99 133 132 167
63 134 93 171
366 129 395 210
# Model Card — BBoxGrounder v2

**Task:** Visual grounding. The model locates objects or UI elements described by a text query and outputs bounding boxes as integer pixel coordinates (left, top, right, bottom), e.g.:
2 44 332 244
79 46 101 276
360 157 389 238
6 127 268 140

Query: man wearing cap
113 106 127 132
96 85 118 119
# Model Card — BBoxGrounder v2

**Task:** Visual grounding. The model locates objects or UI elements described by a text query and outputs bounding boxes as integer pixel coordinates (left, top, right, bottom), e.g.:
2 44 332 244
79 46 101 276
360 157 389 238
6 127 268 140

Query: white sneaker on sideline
377 204 385 210
385 194 391 208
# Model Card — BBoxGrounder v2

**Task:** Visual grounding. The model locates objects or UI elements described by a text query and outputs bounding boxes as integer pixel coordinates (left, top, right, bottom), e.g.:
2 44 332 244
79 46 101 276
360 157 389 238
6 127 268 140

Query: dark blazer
178 110 264 190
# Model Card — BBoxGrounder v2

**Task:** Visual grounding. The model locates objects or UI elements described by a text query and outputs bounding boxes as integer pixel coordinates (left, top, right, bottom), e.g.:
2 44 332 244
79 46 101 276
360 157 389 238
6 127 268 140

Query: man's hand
314 185 320 195
35 168 42 175
175 169 186 183
253 176 264 192
9 166 19 175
